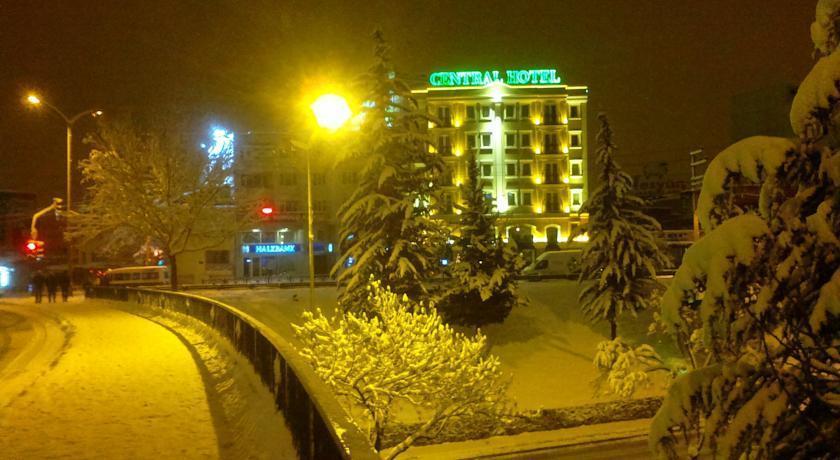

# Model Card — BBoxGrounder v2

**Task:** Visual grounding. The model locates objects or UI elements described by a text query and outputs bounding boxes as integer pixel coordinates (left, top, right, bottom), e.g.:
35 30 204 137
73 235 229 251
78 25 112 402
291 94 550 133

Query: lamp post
304 94 352 307
26 94 102 285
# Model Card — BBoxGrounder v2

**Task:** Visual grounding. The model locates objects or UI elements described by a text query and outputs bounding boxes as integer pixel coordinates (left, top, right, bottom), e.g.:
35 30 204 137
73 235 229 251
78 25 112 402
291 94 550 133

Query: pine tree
333 32 445 310
577 114 670 340
438 151 525 328
648 2 840 457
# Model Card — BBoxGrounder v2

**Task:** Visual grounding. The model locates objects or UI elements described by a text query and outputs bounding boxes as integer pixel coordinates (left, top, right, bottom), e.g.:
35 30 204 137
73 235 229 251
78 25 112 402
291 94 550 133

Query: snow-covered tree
333 32 445 310
293 280 509 459
437 151 526 328
648 3 840 457
576 114 670 340
68 112 237 289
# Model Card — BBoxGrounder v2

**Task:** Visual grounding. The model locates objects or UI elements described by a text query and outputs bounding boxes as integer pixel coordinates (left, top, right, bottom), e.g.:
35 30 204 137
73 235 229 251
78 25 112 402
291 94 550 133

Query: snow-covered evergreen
293 280 509 459
333 32 445 310
650 2 840 457
576 114 670 339
437 151 526 328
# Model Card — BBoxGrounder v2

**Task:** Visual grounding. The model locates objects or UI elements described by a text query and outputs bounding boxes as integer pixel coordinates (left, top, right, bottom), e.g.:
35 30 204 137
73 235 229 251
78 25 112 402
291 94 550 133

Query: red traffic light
260 206 274 216
24 239 45 259
26 241 37 251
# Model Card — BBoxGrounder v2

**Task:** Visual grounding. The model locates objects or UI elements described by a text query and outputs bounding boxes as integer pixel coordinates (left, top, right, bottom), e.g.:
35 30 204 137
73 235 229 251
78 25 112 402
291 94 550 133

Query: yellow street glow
311 94 352 130
26 94 41 105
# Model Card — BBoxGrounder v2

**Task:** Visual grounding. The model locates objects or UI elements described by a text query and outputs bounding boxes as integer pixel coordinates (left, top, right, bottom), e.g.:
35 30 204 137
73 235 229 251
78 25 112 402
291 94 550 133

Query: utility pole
689 149 706 241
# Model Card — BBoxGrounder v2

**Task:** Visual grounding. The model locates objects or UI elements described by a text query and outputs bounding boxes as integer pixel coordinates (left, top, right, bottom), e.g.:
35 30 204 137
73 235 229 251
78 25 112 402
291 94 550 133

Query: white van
103 266 169 286
521 250 582 280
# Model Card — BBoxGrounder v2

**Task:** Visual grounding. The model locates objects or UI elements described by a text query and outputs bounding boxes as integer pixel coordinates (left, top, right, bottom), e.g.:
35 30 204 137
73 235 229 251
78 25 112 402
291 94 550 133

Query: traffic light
260 206 274 217
24 239 45 259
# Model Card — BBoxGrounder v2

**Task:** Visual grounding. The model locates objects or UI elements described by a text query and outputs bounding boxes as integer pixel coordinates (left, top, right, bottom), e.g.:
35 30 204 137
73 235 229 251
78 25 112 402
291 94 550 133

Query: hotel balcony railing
543 145 560 155
542 115 559 125
438 145 453 156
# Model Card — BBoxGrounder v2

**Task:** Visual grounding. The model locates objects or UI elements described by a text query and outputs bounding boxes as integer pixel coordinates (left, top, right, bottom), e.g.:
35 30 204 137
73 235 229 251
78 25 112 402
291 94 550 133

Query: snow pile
697 136 793 231
790 50 840 136
660 214 768 334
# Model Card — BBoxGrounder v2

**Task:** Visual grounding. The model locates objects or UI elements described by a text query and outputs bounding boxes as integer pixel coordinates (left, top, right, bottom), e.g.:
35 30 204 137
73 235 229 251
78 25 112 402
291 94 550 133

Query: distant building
413 68 589 251
731 82 797 141
0 191 37 290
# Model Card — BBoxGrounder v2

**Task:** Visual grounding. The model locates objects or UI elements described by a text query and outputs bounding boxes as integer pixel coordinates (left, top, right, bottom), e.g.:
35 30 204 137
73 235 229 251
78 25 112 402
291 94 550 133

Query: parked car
521 250 582 280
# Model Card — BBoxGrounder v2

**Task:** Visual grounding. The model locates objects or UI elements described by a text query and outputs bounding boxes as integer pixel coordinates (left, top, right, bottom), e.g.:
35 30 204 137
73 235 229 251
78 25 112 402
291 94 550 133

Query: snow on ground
194 279 674 412
0 296 219 458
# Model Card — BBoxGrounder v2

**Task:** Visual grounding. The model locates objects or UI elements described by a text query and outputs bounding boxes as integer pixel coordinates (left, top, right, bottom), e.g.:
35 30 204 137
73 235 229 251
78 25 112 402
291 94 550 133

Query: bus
102 266 169 286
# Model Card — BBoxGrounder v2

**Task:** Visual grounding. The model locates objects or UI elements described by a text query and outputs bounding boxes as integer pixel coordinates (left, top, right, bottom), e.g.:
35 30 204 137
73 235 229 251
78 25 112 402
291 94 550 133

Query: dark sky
0 0 815 205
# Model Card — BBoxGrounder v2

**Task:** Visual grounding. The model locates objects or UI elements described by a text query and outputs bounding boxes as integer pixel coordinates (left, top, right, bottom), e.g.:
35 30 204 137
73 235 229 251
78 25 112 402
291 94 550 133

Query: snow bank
791 50 840 136
660 214 769 334
697 136 793 231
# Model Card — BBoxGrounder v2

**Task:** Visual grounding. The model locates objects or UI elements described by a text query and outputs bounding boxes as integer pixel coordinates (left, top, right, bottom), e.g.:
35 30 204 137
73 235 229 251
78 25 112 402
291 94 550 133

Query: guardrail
86 286 378 460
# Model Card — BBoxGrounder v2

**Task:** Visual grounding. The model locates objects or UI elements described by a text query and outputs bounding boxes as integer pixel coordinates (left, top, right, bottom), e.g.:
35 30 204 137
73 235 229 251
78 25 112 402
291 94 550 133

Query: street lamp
26 93 102 285
301 93 352 307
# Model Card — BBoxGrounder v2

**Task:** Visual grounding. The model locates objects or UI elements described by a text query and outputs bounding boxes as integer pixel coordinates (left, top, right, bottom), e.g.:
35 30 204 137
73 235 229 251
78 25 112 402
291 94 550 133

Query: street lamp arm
37 99 71 124
69 108 102 125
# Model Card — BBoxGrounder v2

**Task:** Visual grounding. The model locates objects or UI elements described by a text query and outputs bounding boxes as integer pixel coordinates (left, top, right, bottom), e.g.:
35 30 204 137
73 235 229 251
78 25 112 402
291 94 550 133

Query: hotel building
413 69 589 250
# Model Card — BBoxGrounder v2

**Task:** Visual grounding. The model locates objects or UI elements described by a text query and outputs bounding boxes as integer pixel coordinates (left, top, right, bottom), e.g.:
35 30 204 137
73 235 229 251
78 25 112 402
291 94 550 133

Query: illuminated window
466 105 476 121
520 132 532 148
505 132 517 148
544 133 559 154
504 104 516 119
467 133 478 150
571 133 581 147
571 189 583 206
522 191 532 206
483 192 494 208
438 135 452 155
520 104 530 119
437 106 452 127
480 105 492 120
570 105 580 119
506 163 517 176
507 191 517 206
521 163 532 176
571 161 582 177
480 132 492 149
543 103 558 125
545 192 560 212
481 164 493 177
544 163 559 184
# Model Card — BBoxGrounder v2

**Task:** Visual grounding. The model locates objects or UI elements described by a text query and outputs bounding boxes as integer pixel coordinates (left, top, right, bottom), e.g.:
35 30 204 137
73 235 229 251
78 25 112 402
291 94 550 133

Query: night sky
0 0 815 205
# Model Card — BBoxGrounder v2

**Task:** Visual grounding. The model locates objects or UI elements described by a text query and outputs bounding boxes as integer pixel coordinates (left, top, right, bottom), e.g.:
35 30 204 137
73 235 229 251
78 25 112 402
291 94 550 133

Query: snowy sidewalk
0 297 219 459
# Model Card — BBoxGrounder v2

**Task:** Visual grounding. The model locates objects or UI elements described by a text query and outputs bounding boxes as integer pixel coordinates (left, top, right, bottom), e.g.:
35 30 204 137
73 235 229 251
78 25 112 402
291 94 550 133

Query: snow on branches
293 280 509 459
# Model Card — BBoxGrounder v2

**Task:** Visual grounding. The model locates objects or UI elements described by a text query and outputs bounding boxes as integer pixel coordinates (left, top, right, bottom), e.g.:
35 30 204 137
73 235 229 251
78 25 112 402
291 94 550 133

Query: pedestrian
45 271 58 303
58 270 71 302
31 270 45 303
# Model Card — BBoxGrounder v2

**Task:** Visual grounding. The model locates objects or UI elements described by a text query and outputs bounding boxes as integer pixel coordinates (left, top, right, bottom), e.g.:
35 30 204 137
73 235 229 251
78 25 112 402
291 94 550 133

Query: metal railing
87 286 377 460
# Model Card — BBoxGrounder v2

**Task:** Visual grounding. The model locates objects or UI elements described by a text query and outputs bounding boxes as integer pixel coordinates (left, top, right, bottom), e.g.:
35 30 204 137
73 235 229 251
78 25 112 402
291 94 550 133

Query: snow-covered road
0 297 219 459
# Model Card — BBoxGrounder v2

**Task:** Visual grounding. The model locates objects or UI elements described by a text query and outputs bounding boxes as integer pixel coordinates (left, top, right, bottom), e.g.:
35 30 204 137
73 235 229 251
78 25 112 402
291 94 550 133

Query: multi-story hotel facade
413 69 589 250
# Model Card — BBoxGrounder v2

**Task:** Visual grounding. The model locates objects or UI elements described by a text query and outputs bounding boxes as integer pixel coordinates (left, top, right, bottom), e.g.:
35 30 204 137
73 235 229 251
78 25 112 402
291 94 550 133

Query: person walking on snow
58 270 71 302
31 270 45 303
45 272 58 303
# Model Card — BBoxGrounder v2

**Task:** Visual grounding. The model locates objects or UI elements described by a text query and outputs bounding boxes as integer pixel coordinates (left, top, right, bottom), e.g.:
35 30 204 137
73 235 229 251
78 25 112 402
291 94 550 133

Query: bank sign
429 69 562 88
242 243 301 255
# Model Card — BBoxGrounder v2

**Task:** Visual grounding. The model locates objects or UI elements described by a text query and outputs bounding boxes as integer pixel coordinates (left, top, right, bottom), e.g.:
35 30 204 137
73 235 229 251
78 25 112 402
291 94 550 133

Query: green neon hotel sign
429 69 562 87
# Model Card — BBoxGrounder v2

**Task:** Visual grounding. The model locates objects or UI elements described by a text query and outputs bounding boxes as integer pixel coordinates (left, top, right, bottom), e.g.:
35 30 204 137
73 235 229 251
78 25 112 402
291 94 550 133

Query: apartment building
413 69 589 250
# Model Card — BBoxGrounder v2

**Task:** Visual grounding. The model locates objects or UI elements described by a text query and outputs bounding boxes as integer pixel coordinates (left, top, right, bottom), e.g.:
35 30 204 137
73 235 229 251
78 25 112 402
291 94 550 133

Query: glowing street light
310 94 352 130
24 92 102 285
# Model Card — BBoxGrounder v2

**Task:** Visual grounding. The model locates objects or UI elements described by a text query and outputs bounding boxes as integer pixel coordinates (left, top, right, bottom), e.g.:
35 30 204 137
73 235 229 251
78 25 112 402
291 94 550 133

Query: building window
206 250 230 265
520 132 531 148
505 132 517 149
504 104 516 119
484 192 494 208
438 135 452 155
521 163 532 177
570 160 582 177
570 105 580 119
506 163 517 177
481 164 493 177
507 191 517 206
545 192 560 212
466 105 476 121
543 103 558 125
480 132 492 149
437 106 452 127
571 189 583 207
340 171 358 184
312 173 326 186
571 133 581 147
467 133 478 150
278 200 300 212
313 200 328 212
522 191 532 206
544 163 559 184
544 133 559 154
277 172 297 186
520 104 530 119
480 104 492 120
